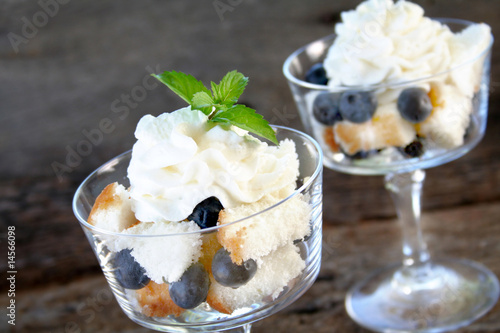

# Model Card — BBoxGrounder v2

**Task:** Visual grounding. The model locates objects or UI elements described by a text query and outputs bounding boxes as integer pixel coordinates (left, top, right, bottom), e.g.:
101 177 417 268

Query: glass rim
282 17 494 91
72 125 323 238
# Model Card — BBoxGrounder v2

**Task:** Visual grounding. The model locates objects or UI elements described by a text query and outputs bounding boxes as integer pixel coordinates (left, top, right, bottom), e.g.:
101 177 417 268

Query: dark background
1 0 500 332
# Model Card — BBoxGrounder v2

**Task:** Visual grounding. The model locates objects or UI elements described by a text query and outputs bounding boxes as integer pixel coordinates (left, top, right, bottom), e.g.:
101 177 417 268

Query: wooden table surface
1 0 500 332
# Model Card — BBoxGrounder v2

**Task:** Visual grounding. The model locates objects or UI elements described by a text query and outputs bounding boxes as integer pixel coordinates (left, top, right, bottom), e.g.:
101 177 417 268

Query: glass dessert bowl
284 5 498 333
284 18 492 175
73 124 323 332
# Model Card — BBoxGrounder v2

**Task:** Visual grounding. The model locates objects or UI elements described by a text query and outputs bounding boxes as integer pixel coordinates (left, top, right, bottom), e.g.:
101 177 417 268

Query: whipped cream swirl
324 0 454 87
127 107 299 223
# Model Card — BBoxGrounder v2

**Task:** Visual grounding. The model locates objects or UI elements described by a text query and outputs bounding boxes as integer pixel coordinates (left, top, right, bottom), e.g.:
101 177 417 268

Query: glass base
345 258 499 333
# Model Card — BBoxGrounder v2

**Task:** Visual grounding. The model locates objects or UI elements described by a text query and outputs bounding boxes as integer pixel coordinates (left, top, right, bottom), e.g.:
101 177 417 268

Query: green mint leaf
153 69 277 145
192 92 214 115
211 70 248 106
153 71 211 105
209 105 278 144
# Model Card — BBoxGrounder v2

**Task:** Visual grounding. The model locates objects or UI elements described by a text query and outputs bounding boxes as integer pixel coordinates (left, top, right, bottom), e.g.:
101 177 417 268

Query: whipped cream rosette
128 106 298 223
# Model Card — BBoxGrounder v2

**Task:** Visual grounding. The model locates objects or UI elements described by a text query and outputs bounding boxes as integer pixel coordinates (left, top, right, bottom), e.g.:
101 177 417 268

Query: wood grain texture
1 0 500 332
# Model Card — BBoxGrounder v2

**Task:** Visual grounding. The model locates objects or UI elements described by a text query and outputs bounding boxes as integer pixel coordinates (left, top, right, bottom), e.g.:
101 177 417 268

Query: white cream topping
127 106 299 223
324 0 491 91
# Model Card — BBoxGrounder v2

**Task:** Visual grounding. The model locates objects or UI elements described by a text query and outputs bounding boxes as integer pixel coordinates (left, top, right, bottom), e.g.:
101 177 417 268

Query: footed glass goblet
284 18 498 333
73 126 323 332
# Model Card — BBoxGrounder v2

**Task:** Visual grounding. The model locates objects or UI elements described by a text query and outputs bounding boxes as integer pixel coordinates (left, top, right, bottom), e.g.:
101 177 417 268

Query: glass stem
385 170 430 268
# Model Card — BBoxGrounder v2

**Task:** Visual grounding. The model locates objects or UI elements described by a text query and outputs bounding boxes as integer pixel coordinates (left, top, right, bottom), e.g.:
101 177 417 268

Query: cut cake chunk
417 83 472 149
217 192 311 265
333 102 416 155
198 231 223 275
88 182 138 232
207 243 305 314
114 221 203 284
135 281 185 317
323 127 341 153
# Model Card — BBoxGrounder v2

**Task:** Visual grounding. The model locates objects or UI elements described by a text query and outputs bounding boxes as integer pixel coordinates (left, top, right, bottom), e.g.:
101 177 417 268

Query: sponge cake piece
135 281 185 317
417 83 472 149
207 243 305 314
88 182 138 232
334 102 416 155
116 221 203 284
217 193 311 265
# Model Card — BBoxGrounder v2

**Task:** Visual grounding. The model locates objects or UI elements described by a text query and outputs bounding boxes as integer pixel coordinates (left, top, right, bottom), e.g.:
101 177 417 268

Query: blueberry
305 63 328 85
340 148 378 159
397 87 432 123
187 197 223 229
111 249 150 290
339 90 377 123
212 248 257 288
348 150 375 159
169 263 210 309
401 140 425 158
313 93 343 125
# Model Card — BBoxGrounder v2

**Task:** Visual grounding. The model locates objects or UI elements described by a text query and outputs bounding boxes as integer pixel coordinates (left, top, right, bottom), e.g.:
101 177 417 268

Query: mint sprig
152 70 278 145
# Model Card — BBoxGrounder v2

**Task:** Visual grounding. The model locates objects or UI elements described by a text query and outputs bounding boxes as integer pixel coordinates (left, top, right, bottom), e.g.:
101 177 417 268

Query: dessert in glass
72 71 323 332
283 0 498 331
